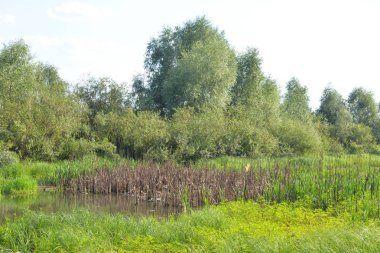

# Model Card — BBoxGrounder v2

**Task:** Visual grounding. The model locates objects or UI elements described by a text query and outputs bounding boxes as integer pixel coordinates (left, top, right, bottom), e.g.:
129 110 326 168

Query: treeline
1 17 380 163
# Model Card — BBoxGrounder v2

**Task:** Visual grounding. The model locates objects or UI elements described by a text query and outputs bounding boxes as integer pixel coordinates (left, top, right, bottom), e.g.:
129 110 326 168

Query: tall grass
194 154 380 171
0 177 38 195
0 156 137 195
1 201 379 252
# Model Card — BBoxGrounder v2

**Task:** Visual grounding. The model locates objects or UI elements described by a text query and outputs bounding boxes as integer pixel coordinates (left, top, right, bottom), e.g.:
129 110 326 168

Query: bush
96 110 169 161
59 138 116 160
347 123 375 153
127 111 169 161
170 107 225 161
224 115 279 157
277 119 322 155
0 151 19 167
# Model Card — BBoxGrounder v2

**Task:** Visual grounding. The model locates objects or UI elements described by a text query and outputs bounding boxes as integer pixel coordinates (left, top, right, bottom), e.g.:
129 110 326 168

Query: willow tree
282 78 312 124
347 88 380 143
0 40 84 160
226 49 281 157
134 16 237 115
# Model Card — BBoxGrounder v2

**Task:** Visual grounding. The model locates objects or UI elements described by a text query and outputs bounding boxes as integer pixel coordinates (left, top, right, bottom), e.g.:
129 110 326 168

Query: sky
0 0 379 109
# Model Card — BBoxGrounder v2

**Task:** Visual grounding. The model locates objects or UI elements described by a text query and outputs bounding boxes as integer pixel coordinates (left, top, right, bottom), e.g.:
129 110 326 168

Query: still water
0 192 182 223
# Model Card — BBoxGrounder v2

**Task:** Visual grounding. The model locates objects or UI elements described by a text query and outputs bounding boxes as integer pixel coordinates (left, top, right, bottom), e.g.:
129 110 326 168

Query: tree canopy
1 18 380 162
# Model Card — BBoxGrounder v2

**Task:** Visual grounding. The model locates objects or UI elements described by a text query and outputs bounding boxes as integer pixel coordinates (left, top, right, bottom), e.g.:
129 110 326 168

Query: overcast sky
1 0 379 109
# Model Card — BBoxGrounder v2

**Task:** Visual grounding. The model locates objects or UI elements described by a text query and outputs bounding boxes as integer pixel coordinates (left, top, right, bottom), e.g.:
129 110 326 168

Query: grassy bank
1 155 380 252
0 156 136 195
1 201 379 252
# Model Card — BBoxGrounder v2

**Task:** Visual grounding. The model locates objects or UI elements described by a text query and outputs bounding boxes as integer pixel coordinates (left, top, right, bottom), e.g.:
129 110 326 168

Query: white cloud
0 14 16 24
47 2 111 22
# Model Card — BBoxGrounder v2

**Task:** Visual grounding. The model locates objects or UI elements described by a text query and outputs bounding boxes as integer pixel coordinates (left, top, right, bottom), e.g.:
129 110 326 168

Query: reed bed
61 156 380 219
61 163 271 207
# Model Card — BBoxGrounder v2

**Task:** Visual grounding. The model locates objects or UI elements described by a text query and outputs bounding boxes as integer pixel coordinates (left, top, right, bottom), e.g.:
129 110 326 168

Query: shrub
276 119 322 155
170 107 225 161
0 151 19 167
96 110 169 161
347 123 375 153
59 138 116 160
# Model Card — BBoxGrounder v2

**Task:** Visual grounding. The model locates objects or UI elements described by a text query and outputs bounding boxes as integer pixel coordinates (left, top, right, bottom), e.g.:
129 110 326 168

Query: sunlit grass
0 177 38 195
0 201 379 252
0 156 137 195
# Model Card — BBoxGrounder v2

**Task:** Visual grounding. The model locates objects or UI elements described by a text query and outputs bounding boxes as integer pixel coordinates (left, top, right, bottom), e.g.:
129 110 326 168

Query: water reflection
0 192 182 223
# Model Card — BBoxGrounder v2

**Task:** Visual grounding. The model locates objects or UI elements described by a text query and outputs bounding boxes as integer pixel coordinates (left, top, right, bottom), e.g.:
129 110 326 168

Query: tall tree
231 48 263 105
75 77 129 121
230 48 281 125
162 37 236 112
282 78 312 124
136 16 237 114
347 88 379 126
317 87 362 149
0 40 84 160
347 88 380 142
226 49 281 157
317 87 352 125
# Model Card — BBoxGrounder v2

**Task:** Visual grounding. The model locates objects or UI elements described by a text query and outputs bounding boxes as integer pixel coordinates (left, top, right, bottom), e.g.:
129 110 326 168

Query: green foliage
0 151 19 167
348 123 375 153
137 16 236 114
96 109 169 161
59 138 116 160
276 119 322 155
318 87 353 125
348 88 380 142
224 105 279 157
226 48 281 157
0 40 85 161
313 118 345 154
231 48 263 105
348 88 379 126
127 111 169 161
163 37 236 113
1 19 380 162
170 107 225 161
282 78 313 124
75 77 129 122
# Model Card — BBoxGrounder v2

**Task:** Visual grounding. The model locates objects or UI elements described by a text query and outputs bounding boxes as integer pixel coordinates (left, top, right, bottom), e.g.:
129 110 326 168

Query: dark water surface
0 192 182 223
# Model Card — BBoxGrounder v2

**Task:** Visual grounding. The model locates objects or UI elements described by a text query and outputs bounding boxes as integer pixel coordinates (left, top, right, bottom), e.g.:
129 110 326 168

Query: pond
0 192 182 224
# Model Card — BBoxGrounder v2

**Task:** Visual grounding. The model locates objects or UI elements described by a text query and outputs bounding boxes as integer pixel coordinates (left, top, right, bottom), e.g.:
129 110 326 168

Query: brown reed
61 163 271 207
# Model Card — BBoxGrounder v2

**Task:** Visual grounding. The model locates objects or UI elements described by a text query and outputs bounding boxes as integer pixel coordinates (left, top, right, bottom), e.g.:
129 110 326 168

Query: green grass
193 155 380 219
0 156 137 195
0 177 38 195
0 201 379 252
194 154 380 171
1 155 380 251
